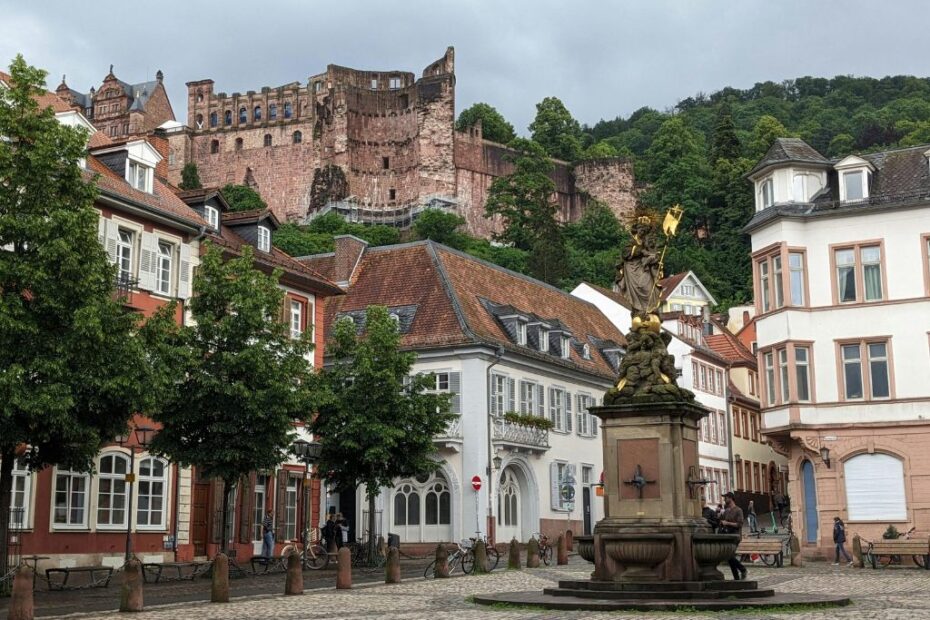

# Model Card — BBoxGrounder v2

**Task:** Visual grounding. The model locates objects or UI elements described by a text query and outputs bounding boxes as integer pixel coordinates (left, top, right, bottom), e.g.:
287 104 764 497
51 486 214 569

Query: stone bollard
557 534 568 565
526 537 540 568
434 543 450 578
789 534 803 567
285 551 303 595
507 538 521 570
471 539 488 574
565 529 574 551
211 553 230 603
336 547 352 589
852 535 864 568
119 557 144 612
385 547 401 584
8 565 34 620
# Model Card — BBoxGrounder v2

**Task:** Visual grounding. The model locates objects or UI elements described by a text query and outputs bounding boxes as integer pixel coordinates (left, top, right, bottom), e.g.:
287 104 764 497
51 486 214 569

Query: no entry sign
471 475 482 491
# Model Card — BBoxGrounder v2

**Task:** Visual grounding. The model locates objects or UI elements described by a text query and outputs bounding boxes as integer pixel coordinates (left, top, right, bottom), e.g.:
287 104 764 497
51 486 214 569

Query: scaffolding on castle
301 195 458 229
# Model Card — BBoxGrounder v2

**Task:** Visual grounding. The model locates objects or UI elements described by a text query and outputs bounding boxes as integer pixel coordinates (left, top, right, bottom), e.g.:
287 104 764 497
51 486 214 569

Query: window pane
407 492 420 525
795 347 810 401
393 493 406 526
836 248 857 302
844 171 863 200
869 343 889 398
842 345 863 399
863 247 882 301
789 253 804 305
425 493 438 525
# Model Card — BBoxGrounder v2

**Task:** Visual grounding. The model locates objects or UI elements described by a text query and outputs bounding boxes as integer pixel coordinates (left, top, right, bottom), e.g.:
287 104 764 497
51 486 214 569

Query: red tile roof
222 208 280 227
704 330 756 366
658 272 688 301
311 242 627 379
1 70 74 113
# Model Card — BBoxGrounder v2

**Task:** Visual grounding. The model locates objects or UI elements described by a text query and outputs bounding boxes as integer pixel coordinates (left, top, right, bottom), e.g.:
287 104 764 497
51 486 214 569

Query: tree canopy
179 163 202 190
221 183 267 212
529 96 585 162
456 102 516 145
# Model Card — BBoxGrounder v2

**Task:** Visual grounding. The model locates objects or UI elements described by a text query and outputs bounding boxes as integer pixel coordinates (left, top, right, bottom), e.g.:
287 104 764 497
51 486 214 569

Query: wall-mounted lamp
493 454 503 471
733 454 742 464
819 446 831 469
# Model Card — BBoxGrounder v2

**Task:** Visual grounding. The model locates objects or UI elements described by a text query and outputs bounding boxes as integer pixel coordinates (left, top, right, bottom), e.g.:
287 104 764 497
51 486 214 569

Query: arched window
97 453 130 527
210 140 219 154
264 134 272 147
292 131 302 144
284 102 292 119
254 106 262 121
137 457 168 529
424 477 450 525
224 110 232 125
393 483 420 526
845 453 907 521
235 138 243 151
239 107 247 124
195 113 203 128
269 103 277 120
209 112 218 128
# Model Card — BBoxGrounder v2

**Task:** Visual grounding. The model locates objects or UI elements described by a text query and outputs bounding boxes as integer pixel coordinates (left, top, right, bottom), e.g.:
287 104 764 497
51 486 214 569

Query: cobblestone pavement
22 558 930 620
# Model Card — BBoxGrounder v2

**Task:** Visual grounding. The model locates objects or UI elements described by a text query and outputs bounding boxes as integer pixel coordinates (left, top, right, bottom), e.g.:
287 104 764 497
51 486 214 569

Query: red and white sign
471 475 482 491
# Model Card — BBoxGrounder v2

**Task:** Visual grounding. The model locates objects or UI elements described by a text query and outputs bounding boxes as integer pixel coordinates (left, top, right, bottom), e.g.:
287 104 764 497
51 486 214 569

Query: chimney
333 235 368 286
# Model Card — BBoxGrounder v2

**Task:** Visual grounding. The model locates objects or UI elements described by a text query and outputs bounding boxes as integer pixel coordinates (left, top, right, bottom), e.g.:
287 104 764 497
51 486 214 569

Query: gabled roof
177 187 232 212
659 271 718 306
703 331 756 367
222 208 280 228
748 137 830 178
303 241 626 379
0 70 72 113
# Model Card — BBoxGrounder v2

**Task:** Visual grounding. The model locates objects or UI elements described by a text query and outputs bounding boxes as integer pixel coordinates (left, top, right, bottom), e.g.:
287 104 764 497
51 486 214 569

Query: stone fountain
475 209 849 611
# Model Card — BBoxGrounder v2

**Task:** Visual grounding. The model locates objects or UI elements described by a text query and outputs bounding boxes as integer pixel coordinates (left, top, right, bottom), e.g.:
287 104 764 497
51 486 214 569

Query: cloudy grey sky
2 1 929 132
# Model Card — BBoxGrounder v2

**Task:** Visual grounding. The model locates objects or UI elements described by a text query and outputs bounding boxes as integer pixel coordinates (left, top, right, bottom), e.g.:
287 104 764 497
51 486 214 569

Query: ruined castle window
269 104 277 120
196 93 204 103
235 138 243 151
292 131 302 144
389 77 401 89
239 107 247 124
284 102 292 119
389 189 396 201
195 114 204 129
224 110 232 125
210 140 219 154
209 112 218 128
314 81 322 93
264 134 272 147
399 94 409 108
254 106 262 121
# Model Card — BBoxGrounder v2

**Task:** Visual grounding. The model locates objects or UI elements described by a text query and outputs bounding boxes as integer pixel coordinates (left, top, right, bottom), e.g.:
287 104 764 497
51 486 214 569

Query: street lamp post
292 439 323 550
115 425 155 563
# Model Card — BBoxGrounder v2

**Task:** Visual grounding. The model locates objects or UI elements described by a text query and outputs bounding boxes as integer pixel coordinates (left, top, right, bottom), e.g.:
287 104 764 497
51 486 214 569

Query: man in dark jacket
720 492 747 580
833 517 853 565
702 500 720 533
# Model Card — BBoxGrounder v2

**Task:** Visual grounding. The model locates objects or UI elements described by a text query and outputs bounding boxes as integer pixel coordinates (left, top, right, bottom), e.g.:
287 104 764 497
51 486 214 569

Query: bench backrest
870 540 929 554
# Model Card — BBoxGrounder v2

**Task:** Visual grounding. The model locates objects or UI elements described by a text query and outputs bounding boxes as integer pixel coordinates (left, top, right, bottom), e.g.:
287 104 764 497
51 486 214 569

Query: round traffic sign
471 475 482 491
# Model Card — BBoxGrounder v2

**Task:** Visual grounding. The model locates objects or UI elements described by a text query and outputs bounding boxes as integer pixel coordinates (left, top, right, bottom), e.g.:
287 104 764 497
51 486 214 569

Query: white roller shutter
844 453 907 521
137 231 158 291
177 243 192 300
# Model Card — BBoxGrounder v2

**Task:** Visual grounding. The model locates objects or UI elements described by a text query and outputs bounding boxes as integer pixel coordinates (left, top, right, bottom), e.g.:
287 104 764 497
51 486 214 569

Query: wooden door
192 482 210 556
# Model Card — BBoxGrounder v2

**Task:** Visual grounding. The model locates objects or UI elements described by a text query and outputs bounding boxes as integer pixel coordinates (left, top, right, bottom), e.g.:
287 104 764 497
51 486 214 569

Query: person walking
747 500 758 534
261 509 275 562
833 517 853 566
720 492 748 580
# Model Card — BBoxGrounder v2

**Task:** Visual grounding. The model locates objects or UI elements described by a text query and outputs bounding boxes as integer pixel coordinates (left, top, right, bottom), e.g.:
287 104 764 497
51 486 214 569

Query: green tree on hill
456 102 516 145
529 96 585 162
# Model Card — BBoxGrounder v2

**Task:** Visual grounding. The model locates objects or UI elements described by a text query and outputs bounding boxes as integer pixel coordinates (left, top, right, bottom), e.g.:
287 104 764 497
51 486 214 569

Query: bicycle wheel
461 550 475 574
760 554 778 567
304 544 329 570
880 554 900 568
487 546 500 571
424 560 437 579
541 545 553 566
448 553 461 575
913 555 928 569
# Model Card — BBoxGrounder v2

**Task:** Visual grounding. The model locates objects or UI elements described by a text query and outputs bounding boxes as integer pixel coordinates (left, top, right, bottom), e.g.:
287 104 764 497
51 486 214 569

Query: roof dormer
747 138 830 211
221 208 279 253
835 155 875 203
89 138 162 194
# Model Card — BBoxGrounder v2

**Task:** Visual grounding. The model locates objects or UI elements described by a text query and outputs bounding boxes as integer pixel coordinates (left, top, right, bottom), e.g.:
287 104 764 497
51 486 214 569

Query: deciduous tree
529 96 585 162
455 102 516 145
221 183 267 212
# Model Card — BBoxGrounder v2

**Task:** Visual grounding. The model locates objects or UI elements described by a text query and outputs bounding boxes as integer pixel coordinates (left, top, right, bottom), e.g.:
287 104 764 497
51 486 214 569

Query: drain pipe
485 346 505 542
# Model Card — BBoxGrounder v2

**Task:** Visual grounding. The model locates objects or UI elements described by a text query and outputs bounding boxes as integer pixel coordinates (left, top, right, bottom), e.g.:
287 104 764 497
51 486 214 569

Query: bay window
778 348 789 403
795 346 811 401
788 252 805 305
764 352 776 405
756 246 807 312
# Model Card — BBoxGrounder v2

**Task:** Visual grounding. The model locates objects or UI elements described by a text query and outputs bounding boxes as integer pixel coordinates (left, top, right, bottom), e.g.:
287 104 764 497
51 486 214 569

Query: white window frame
519 380 537 415
841 169 868 202
136 457 169 531
549 386 566 432
759 177 774 209
290 299 303 339
539 328 549 353
11 458 32 530
116 229 134 280
257 225 271 252
560 335 571 359
126 159 153 193
516 321 527 346
96 452 130 530
156 241 173 295
284 476 299 541
52 469 90 529
204 206 219 230
490 373 507 416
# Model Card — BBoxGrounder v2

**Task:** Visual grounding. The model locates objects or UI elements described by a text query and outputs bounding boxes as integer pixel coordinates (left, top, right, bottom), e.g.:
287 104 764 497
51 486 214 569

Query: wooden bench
736 538 784 567
866 539 930 569
45 566 114 590
141 561 211 583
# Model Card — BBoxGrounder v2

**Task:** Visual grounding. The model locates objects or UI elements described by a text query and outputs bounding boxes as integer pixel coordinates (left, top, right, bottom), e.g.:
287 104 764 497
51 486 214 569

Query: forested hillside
267 75 930 311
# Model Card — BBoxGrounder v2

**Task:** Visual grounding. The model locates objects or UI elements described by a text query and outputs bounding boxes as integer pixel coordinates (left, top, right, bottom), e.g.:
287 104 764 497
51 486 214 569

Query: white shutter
537 385 545 417
137 231 158 291
507 378 515 413
845 454 907 521
177 243 192 300
565 391 573 433
548 388 557 427
104 221 120 264
97 216 107 246
490 375 499 416
549 462 562 510
576 395 585 435
449 372 461 414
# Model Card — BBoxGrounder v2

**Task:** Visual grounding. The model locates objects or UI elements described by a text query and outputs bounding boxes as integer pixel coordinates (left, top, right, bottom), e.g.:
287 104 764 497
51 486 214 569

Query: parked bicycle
865 526 925 568
279 527 329 571
470 531 501 571
349 538 387 569
423 539 473 578
742 529 792 566
533 532 554 566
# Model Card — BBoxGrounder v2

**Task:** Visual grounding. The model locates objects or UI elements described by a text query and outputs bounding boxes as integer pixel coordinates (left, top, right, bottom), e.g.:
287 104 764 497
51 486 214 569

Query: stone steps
556 579 761 592
544 586 776 600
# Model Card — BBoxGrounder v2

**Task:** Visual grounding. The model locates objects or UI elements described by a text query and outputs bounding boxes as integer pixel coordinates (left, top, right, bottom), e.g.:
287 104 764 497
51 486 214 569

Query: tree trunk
367 493 376 566
220 478 231 555
0 450 14 590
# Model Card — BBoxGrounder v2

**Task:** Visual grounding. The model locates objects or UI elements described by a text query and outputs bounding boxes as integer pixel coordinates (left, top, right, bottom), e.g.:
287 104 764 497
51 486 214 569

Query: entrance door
496 467 521 543
582 486 592 535
251 475 268 555
801 460 818 544
192 483 210 557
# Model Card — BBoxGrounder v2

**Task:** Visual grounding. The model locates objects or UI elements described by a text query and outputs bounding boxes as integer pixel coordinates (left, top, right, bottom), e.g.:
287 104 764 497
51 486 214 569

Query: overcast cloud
2 1 929 133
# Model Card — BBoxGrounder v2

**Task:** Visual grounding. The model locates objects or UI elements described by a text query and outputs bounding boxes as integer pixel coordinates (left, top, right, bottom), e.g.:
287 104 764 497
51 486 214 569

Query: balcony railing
492 417 550 453
433 416 463 450
114 271 138 304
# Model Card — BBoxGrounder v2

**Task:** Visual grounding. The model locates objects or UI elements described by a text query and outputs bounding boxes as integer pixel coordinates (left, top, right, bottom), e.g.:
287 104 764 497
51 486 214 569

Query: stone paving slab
27 560 930 620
